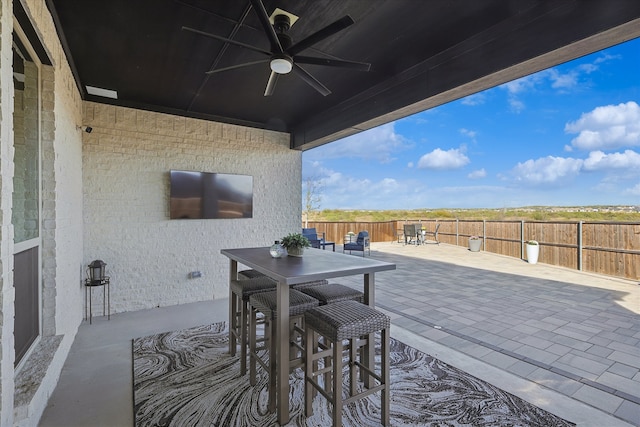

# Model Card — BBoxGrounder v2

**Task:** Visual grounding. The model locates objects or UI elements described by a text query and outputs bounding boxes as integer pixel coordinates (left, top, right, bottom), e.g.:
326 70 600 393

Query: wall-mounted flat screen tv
170 170 253 219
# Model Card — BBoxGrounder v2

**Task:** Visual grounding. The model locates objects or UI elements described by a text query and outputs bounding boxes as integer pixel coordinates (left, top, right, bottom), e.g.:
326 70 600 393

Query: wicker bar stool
229 277 277 375
304 300 391 427
291 279 328 290
249 289 319 413
298 283 364 305
238 269 266 279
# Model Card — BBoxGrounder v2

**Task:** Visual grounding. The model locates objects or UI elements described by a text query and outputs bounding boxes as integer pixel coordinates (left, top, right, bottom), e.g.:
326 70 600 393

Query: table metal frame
320 241 335 251
221 246 395 425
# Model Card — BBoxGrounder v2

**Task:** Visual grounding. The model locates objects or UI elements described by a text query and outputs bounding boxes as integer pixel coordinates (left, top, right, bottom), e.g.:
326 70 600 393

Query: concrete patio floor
39 242 639 426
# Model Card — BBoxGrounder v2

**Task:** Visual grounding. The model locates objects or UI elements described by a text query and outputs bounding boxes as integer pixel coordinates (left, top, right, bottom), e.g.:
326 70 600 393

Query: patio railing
304 220 640 281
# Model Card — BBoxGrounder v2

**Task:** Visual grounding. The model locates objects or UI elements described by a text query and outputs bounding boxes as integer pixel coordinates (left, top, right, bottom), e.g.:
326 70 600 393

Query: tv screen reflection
170 170 253 219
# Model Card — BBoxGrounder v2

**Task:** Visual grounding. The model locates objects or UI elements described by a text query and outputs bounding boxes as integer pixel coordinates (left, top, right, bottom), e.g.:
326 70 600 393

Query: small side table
320 241 335 251
85 277 110 324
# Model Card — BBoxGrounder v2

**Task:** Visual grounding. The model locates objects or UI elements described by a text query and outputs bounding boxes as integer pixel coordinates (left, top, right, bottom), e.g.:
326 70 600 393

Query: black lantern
85 260 110 323
88 259 107 285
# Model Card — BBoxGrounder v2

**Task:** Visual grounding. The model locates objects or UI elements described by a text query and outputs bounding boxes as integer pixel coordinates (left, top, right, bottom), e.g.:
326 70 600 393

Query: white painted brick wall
14 0 86 337
0 1 16 424
49 60 85 336
3 1 109 424
2 2 298 423
83 102 301 313
11 0 86 341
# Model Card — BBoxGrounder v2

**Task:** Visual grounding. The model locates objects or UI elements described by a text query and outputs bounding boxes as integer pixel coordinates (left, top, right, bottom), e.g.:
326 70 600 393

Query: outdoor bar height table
221 246 396 425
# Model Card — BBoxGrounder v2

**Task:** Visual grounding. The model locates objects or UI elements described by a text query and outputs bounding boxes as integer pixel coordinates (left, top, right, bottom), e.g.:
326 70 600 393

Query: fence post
482 219 486 251
521 220 525 260
456 219 459 246
578 221 583 271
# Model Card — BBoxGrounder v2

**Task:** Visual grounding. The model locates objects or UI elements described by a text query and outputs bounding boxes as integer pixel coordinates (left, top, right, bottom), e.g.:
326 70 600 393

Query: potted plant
526 240 539 264
344 231 356 244
281 233 311 257
468 236 481 252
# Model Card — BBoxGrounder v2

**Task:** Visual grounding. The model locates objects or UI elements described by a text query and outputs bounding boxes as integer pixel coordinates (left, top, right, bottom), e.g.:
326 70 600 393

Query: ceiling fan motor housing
273 15 293 51
273 14 290 33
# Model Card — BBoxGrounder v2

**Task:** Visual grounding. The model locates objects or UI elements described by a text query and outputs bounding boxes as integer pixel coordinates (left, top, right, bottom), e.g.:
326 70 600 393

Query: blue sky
302 37 640 210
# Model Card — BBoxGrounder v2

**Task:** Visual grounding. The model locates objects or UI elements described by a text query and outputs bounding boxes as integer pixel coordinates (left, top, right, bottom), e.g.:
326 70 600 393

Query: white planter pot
287 246 305 257
526 242 539 264
468 238 481 252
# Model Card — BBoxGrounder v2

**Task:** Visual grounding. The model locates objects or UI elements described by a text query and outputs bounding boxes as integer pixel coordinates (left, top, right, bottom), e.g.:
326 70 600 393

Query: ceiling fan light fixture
270 56 293 74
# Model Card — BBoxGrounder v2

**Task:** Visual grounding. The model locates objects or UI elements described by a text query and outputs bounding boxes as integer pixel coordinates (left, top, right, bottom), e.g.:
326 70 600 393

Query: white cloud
593 52 621 66
417 148 470 170
461 93 486 106
379 178 401 191
582 150 640 171
578 63 598 74
314 165 428 209
498 53 620 114
303 160 333 181
511 156 583 186
460 128 477 140
547 68 578 90
565 101 640 150
501 75 540 113
313 164 403 197
305 122 412 163
317 164 521 209
468 168 486 179
506 149 640 191
508 98 524 113
546 52 618 89
502 75 539 95
623 182 640 196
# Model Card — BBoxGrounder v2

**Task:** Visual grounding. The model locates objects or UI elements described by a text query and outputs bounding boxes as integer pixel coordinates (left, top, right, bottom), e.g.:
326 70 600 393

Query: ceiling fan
182 0 371 96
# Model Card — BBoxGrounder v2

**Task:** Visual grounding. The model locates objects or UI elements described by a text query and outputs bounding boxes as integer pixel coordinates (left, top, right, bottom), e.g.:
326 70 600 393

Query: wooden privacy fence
304 220 640 281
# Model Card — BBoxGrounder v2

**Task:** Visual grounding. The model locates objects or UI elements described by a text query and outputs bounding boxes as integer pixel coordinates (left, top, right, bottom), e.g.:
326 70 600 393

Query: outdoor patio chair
395 228 404 243
422 223 440 244
302 227 324 247
403 224 419 245
343 231 370 256
303 227 336 250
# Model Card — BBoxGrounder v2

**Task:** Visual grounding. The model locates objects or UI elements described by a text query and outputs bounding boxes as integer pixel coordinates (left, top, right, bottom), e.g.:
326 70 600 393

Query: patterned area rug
133 323 575 426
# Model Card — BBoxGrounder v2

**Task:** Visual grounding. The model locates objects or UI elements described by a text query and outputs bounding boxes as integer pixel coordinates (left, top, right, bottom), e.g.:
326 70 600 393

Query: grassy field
313 207 640 223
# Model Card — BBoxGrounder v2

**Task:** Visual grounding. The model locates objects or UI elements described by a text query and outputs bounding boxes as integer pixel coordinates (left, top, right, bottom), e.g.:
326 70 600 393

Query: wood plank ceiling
46 0 640 150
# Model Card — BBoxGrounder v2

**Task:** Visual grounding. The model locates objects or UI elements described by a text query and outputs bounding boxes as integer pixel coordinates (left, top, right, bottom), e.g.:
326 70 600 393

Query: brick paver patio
337 241 640 426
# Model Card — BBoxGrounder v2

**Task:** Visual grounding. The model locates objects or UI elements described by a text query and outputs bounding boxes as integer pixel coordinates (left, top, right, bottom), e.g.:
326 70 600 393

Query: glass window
12 34 40 243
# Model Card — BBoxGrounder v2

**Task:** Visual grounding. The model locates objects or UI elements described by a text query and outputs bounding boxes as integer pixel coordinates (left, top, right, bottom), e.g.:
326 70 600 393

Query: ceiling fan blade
182 26 271 56
264 71 279 96
205 60 269 75
292 64 331 96
288 15 354 56
295 55 371 72
249 0 284 54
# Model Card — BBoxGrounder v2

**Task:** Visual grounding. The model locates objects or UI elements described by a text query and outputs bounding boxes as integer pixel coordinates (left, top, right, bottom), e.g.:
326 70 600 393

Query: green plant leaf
280 233 311 250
